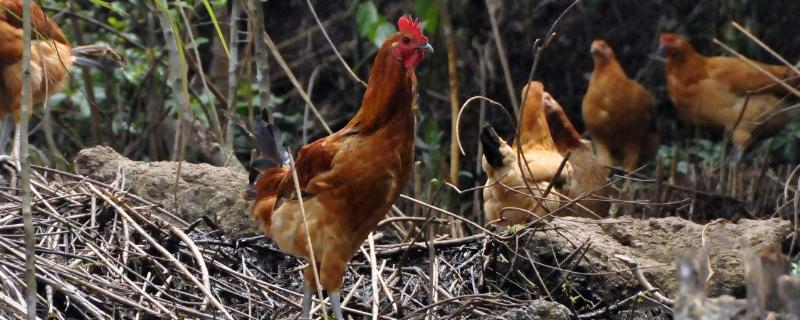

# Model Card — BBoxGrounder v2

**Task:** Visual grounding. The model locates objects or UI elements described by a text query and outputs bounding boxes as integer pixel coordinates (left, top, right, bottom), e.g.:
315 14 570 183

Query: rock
520 216 791 303
494 299 572 319
778 275 800 317
74 146 256 236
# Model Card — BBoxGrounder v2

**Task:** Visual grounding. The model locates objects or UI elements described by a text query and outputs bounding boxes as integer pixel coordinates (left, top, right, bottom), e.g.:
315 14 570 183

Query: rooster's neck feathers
346 37 415 133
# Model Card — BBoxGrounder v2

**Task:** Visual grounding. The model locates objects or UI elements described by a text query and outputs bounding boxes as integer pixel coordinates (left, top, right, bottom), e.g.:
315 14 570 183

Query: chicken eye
402 37 411 44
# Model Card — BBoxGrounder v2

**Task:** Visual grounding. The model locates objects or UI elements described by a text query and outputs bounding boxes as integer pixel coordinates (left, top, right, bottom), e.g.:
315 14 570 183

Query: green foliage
418 119 447 182
658 139 722 174
505 224 518 234
757 121 800 163
414 0 439 33
88 0 126 16
356 1 396 47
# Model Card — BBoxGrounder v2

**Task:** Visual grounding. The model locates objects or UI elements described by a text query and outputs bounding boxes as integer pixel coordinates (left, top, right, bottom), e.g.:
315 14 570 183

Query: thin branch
731 21 800 78
262 33 333 134
286 147 329 319
20 0 36 317
483 0 519 114
713 38 800 97
304 0 366 87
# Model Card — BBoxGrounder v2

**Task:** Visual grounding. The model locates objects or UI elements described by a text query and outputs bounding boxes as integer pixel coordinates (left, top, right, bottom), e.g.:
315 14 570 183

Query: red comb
397 15 428 44
660 33 678 43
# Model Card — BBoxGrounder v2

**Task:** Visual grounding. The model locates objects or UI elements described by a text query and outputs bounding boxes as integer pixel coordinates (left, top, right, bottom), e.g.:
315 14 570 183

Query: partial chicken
247 16 431 320
583 39 658 171
543 91 610 218
660 33 796 158
481 81 569 226
0 0 124 165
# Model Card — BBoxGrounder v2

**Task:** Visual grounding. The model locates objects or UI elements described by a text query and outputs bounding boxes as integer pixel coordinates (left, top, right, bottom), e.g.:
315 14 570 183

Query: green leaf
201 0 230 58
356 1 379 36
185 37 209 50
356 1 396 47
374 23 395 46
414 0 439 32
88 0 128 16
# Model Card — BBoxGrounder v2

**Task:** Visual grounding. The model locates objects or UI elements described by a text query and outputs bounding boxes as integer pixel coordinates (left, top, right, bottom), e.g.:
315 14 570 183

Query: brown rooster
660 33 796 159
246 16 432 320
583 39 658 171
0 0 123 166
543 90 610 218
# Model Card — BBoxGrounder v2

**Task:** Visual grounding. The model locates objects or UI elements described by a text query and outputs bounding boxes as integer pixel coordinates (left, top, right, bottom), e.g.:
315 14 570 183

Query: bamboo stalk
438 1 464 238
20 0 36 317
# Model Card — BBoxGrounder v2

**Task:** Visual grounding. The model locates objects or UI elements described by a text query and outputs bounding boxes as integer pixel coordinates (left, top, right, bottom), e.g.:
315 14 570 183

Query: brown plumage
544 91 610 218
247 16 432 320
0 0 123 161
583 39 658 171
481 81 570 226
660 33 796 158
0 0 71 121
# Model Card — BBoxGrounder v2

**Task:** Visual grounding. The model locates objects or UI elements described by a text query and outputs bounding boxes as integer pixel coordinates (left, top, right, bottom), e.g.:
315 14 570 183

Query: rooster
0 0 123 166
660 33 796 159
583 39 658 171
543 91 610 218
246 16 431 320
481 82 569 226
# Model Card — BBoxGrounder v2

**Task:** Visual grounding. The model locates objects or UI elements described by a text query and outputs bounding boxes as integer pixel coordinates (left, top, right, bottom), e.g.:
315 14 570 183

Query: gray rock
779 275 800 318
74 146 256 236
525 216 791 302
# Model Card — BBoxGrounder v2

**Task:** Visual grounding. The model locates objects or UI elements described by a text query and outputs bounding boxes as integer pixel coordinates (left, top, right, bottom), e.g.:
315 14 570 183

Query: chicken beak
589 44 599 55
417 43 434 54
655 43 666 57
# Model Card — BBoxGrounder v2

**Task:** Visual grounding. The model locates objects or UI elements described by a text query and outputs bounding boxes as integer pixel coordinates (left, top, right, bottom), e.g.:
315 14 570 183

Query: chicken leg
329 291 344 320
300 282 313 320
0 115 12 155
0 115 20 171
300 278 345 320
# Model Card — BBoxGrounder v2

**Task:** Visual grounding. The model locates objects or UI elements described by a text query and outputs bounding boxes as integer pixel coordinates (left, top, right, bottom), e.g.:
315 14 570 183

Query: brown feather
0 0 72 121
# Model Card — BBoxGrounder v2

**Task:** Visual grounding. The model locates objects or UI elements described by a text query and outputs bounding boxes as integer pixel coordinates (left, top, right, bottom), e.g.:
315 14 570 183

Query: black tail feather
247 111 289 189
481 125 505 169
253 121 289 168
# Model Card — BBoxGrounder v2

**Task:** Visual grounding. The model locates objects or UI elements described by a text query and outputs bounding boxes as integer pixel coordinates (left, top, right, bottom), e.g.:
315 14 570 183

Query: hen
583 39 658 171
247 16 431 320
481 81 569 226
660 33 796 158
543 90 610 218
0 0 123 164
